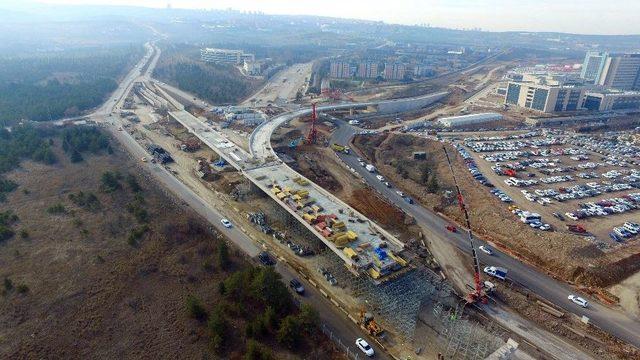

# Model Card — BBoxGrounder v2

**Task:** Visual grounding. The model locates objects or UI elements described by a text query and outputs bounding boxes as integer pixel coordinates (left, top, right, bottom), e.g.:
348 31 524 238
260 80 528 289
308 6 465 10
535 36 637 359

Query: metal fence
321 323 362 360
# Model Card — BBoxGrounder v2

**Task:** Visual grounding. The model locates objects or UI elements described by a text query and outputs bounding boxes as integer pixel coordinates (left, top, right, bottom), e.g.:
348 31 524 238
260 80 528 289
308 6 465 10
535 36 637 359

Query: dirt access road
242 62 313 106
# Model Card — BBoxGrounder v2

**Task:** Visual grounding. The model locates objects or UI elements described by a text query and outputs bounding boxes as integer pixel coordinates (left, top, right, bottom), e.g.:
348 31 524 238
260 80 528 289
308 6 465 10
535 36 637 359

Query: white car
376 175 385 182
396 191 405 197
220 219 232 228
479 245 493 255
355 338 374 357
568 294 588 308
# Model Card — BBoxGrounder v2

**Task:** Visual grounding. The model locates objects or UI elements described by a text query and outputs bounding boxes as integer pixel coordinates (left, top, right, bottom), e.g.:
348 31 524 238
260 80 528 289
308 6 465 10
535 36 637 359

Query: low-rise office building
505 81 586 113
201 48 255 65
582 90 640 111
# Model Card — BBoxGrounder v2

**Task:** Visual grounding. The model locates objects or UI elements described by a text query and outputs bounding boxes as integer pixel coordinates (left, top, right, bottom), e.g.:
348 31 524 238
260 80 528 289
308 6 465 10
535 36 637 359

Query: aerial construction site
46 33 640 360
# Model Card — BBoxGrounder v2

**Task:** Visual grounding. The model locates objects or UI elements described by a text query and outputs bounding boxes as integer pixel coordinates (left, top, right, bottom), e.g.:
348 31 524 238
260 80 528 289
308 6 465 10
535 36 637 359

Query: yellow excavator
359 309 384 337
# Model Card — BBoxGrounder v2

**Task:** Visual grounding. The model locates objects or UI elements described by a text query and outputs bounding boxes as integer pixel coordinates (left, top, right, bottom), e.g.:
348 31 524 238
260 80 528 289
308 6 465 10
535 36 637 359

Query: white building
438 113 503 127
201 48 255 65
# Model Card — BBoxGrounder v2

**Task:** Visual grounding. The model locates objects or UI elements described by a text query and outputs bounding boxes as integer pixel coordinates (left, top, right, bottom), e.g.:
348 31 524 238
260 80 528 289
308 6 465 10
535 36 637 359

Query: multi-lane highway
331 122 640 351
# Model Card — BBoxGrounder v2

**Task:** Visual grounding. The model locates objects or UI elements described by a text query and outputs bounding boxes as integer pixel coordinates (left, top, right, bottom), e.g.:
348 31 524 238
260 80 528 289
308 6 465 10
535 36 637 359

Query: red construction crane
306 103 318 144
443 145 488 304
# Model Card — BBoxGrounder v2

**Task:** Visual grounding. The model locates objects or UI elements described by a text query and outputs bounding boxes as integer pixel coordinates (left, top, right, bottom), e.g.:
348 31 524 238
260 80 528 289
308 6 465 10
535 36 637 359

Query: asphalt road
332 123 640 349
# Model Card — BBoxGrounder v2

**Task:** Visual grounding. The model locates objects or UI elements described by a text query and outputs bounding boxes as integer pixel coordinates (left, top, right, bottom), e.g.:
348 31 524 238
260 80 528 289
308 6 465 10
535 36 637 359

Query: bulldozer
359 309 384 337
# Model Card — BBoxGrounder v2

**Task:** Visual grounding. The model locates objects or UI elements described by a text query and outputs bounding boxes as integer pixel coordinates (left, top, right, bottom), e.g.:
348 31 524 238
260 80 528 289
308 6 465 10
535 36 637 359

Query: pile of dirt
348 188 409 233
290 151 342 193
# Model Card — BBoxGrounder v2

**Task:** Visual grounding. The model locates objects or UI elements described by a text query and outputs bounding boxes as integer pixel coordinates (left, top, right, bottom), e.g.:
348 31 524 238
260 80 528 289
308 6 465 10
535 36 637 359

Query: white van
520 212 541 224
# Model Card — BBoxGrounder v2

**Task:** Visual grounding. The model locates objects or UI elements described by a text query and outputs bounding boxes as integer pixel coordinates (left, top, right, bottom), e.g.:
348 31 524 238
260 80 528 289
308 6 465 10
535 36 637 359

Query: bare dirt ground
0 138 335 359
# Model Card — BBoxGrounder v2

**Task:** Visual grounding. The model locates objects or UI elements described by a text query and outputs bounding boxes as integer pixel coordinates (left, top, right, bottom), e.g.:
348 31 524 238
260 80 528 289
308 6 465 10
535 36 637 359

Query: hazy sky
37 0 640 35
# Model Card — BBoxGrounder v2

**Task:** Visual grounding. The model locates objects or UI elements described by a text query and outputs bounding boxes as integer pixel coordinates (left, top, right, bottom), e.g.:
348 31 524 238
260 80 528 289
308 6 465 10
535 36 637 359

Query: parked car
221 218 232 228
396 191 405 197
568 294 588 308
258 252 275 266
355 338 374 357
383 181 392 188
404 197 414 204
289 279 305 294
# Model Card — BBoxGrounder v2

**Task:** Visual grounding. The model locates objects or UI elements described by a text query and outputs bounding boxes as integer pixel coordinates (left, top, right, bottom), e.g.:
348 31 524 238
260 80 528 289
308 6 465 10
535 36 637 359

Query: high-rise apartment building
383 63 406 80
330 61 351 78
357 61 378 78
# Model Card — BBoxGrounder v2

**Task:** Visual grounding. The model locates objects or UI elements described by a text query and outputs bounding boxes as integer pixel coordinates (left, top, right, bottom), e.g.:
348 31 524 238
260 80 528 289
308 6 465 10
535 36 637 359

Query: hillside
0 126 335 359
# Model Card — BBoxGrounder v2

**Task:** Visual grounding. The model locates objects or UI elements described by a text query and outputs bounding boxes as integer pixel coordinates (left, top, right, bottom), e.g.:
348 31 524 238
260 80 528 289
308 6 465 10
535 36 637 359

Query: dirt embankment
0 139 335 359
352 133 620 287
498 284 640 360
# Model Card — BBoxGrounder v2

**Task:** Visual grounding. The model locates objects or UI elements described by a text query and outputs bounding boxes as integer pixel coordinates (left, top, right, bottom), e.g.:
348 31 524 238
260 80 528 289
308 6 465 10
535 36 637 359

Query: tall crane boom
442 145 487 304
306 103 318 144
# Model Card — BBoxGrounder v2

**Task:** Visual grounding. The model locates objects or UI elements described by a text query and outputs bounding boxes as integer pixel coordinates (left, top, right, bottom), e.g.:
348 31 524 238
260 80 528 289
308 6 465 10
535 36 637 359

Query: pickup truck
484 266 508 280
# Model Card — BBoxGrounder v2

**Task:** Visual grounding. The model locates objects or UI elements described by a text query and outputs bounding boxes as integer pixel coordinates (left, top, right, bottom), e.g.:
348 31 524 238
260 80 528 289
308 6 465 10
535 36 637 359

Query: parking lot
454 130 640 251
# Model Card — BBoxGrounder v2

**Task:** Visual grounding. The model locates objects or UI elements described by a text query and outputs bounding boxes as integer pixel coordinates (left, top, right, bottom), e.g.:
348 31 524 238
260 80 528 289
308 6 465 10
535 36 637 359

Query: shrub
68 191 101 211
46 203 68 215
127 201 149 223
100 171 122 193
207 305 228 352
276 315 301 348
217 242 230 270
185 295 208 321
297 304 319 333
19 229 29 239
3 277 13 292
16 284 29 294
127 225 149 246
125 174 142 193
427 175 439 193
244 339 273 360
0 225 15 242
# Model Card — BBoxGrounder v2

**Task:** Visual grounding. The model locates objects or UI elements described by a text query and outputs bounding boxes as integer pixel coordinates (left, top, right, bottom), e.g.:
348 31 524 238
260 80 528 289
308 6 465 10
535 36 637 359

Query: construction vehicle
331 143 350 154
289 137 304 149
443 146 488 304
359 309 384 337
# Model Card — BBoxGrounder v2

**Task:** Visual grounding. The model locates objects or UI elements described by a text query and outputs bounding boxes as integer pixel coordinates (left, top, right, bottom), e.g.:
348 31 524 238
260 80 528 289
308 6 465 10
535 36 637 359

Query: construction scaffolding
433 303 506 360
314 252 451 341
